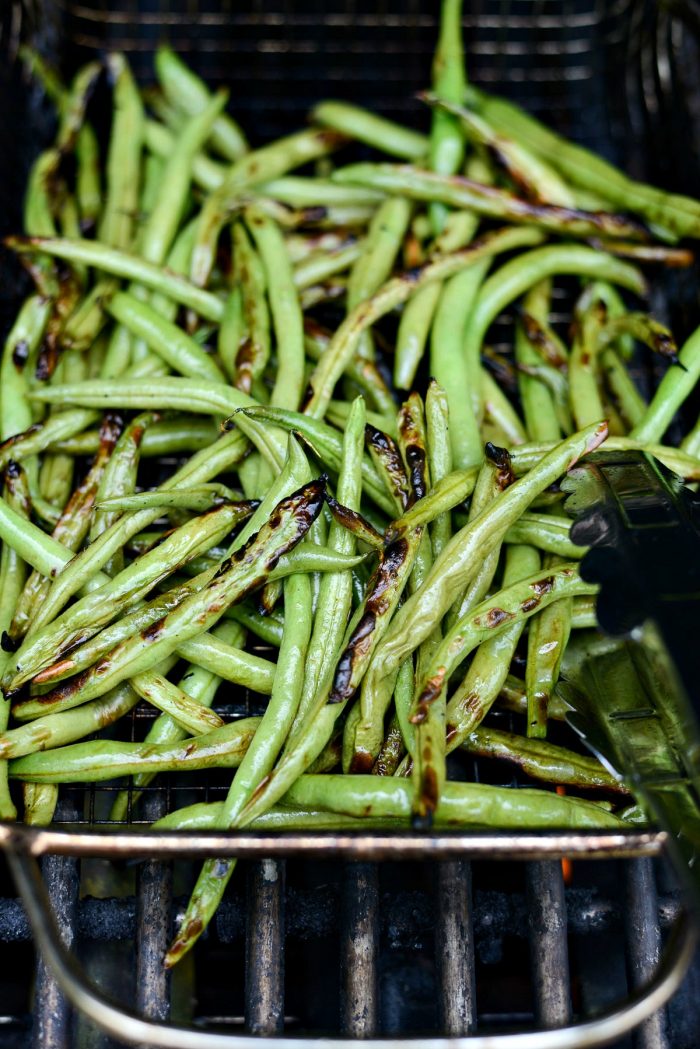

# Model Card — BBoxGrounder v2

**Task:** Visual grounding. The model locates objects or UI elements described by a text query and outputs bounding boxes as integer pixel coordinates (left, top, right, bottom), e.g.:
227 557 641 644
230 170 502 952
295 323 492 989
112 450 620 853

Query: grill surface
1 1 700 1046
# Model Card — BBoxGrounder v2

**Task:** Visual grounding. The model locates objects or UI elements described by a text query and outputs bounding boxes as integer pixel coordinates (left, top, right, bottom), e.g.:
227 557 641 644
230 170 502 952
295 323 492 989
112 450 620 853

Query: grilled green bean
311 101 428 160
427 0 466 233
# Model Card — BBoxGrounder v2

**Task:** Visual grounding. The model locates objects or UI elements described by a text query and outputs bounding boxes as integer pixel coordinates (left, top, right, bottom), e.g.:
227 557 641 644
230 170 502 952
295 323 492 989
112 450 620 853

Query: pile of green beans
3 1 700 964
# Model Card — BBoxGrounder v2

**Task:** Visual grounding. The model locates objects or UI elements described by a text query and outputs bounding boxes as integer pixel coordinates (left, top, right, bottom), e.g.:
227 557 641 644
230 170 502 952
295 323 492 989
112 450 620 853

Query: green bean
516 284 561 443
7 237 225 322
293 239 364 290
229 221 269 392
412 563 595 730
466 84 700 239
234 405 396 516
372 712 406 776
571 594 598 630
75 122 101 230
510 438 700 483
425 94 576 207
504 513 584 559
359 423 607 734
32 574 219 690
460 725 625 792
280 774 624 828
427 0 467 233
394 281 442 390
347 196 412 360
430 258 491 469
495 675 571 722
305 325 396 417
23 783 59 825
292 398 366 740
144 117 225 193
227 604 283 647
1 295 51 490
310 101 428 160
168 565 314 964
601 348 647 430
0 491 68 577
7 501 255 692
246 205 305 409
155 45 248 161
191 127 347 287
365 423 411 514
98 484 239 514
305 225 545 421
111 620 244 820
12 480 324 719
261 177 383 208
384 467 475 543
9 717 261 783
334 163 649 240
526 554 573 739
458 247 645 465
90 412 159 575
0 683 139 761
325 399 395 437
0 466 32 818
482 371 528 446
176 635 276 694
446 543 541 752
107 293 226 383
131 663 224 735
10 417 121 643
631 324 700 443
569 296 606 429
99 53 143 251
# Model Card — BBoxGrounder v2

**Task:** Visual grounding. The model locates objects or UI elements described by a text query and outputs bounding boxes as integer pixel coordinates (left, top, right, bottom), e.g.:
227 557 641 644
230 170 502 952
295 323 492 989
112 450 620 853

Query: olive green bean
10 717 261 783
108 293 226 382
631 324 700 443
99 53 143 251
7 500 255 691
191 127 347 288
246 205 305 410
304 225 545 421
526 554 573 738
446 543 541 752
155 45 248 161
461 725 624 792
359 423 607 737
311 101 428 160
427 0 467 233
334 163 649 240
8 237 224 322
394 281 442 390
281 774 624 828
466 84 700 239
12 480 324 720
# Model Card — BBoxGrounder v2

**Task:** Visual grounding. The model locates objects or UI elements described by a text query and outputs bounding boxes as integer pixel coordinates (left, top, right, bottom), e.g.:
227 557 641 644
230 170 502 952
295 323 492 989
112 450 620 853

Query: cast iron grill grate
0 1 699 1047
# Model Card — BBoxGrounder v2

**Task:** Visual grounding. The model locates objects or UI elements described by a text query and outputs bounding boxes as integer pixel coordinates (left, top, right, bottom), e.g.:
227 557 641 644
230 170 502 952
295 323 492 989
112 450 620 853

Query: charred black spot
349 750 374 774
329 610 377 702
0 631 18 653
249 773 272 806
11 340 29 370
531 575 555 597
4 460 21 481
403 266 422 284
484 442 510 469
142 618 165 642
445 725 458 747
521 596 540 613
485 607 512 628
404 443 427 500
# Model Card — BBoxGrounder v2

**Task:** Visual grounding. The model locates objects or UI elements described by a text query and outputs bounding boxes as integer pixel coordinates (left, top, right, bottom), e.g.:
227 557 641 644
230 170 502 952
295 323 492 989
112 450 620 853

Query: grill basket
1 2 700 1047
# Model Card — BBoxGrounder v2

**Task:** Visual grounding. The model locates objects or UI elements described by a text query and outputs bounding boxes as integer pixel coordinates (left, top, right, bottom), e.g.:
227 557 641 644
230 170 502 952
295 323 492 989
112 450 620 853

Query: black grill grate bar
31 802 80 1049
525 860 572 1029
340 862 379 1037
135 793 172 1026
435 859 477 1036
625 857 670 1049
245 859 286 1036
